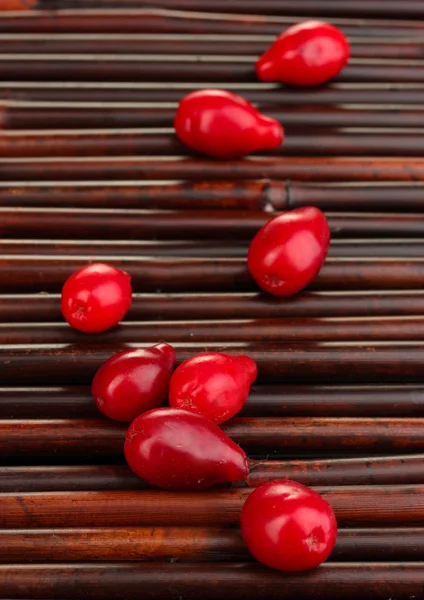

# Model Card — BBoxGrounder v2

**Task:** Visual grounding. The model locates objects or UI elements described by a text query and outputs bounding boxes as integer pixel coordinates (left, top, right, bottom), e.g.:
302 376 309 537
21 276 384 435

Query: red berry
124 407 249 490
256 21 350 87
248 206 330 297
241 480 337 572
92 343 176 422
169 352 257 424
61 263 132 333
174 89 283 159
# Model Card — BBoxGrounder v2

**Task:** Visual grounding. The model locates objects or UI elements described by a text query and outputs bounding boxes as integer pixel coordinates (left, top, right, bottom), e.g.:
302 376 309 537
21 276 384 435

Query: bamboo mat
2 1 424 598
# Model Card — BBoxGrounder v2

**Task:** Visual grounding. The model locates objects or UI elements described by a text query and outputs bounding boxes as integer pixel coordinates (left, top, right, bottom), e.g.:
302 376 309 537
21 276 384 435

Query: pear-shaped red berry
169 352 257 424
174 89 283 159
248 206 330 297
125 407 249 490
256 21 350 87
92 343 176 422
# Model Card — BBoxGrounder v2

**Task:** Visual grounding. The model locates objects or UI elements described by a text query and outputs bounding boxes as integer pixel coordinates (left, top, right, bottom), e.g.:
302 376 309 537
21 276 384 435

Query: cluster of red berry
59 19 348 574
174 20 350 160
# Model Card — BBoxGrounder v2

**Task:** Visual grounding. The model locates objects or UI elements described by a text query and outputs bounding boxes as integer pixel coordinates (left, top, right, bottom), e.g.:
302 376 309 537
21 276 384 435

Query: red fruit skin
247 206 330 297
174 89 283 159
256 20 350 87
61 263 132 333
124 407 249 491
169 352 257 424
241 480 338 572
92 343 176 422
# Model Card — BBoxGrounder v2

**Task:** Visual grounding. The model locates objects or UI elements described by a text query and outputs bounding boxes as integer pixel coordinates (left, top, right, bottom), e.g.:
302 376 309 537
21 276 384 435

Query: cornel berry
124 407 249 491
248 206 330 297
174 89 284 159
92 343 176 422
241 480 338 571
169 352 257 424
256 20 350 87
61 263 132 333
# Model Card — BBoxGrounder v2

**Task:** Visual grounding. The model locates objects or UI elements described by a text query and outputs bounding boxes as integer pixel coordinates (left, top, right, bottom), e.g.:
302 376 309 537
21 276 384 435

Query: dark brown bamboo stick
2 383 424 420
2 291 424 323
42 0 424 19
2 485 424 528
248 455 424 487
0 256 423 293
6 130 424 159
0 181 280 210
1 562 424 600
7 316 424 345
1 36 423 60
4 210 424 239
327 241 424 257
3 343 424 385
0 526 248 562
4 83 424 105
0 57 258 83
5 157 424 182
4 210 424 240
1 10 423 37
1 239 423 258
3 454 424 492
287 182 424 212
0 464 146 491
7 105 424 131
2 57 424 84
1 526 423 563
0 208 270 240
0 240 251 257
3 562 424 600
4 104 424 135
2 417 424 457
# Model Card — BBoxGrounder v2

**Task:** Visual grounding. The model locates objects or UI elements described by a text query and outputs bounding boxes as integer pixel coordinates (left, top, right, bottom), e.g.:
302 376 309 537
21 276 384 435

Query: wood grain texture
3 344 424 385
0 526 423 562
1 562 424 599
5 316 424 345
1 485 424 528
1 291 424 323
4 83 424 105
1 257 424 293
2 454 424 492
45 0 424 19
2 383 424 419
5 130 424 157
0 181 280 210
2 37 424 60
1 9 423 36
1 418 424 457
6 105 424 130
3 209 424 239
3 240 424 258
6 157 424 182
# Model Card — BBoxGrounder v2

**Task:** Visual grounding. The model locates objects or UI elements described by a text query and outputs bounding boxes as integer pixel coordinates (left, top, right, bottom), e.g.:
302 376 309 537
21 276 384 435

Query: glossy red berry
61 263 132 333
256 21 350 87
169 352 257 424
124 407 249 490
241 480 337 572
174 89 283 159
248 206 330 297
92 343 176 422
